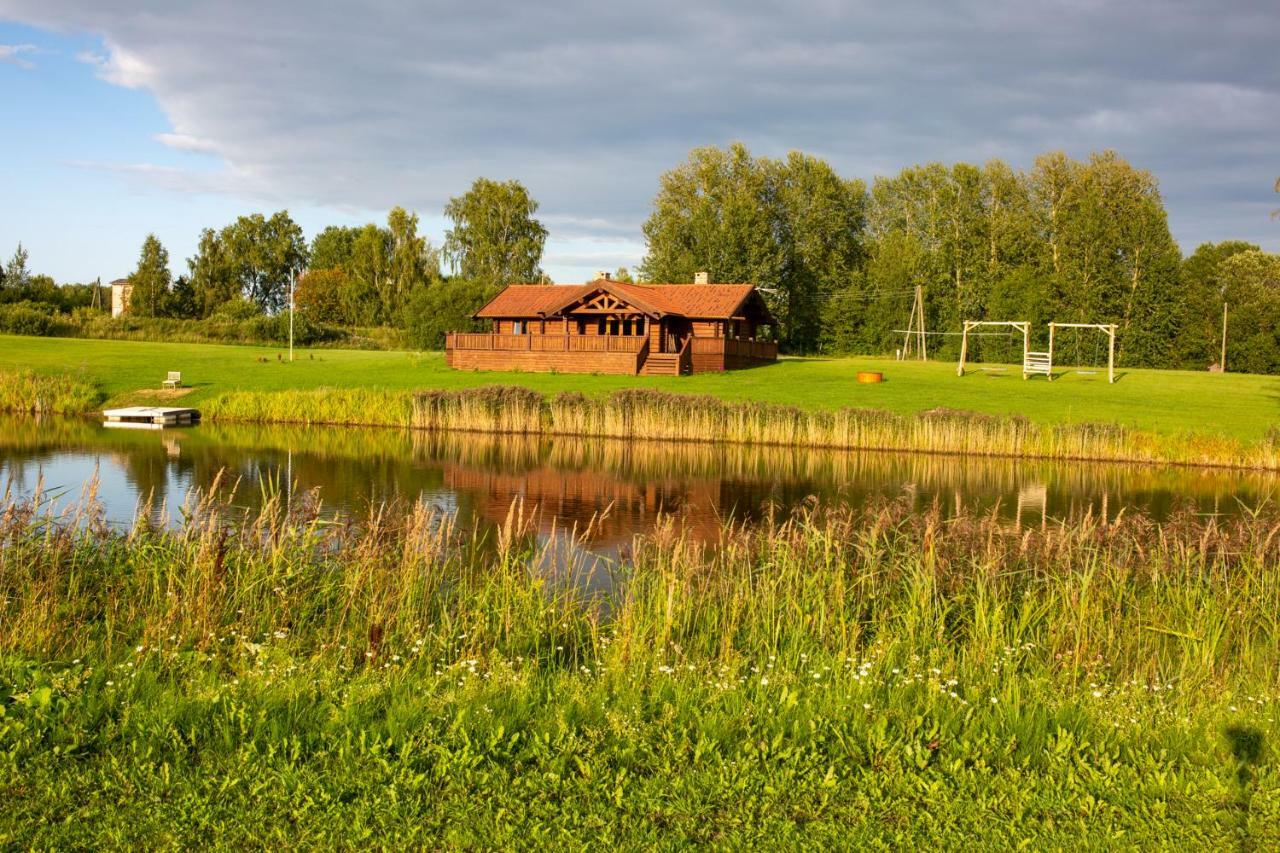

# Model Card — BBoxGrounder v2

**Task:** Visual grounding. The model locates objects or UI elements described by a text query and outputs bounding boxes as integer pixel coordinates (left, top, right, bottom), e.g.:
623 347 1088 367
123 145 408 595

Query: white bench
162 371 182 389
1023 352 1052 379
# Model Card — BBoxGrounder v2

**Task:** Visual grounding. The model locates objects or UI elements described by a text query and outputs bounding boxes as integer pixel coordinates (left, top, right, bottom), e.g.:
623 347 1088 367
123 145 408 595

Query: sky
1 0 1277 285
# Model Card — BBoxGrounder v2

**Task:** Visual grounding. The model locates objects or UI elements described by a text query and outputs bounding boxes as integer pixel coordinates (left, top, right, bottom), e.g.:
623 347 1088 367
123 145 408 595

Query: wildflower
760 677 769 686
862 703 871 710
989 696 998 704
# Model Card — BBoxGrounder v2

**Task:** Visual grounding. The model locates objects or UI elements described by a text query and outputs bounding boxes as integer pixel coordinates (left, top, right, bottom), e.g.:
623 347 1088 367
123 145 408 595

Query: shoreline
207 384 1280 473
5 366 1278 472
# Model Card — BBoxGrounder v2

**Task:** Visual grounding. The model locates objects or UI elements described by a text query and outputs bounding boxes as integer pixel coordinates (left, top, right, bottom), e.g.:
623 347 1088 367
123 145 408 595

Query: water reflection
1 416 1276 550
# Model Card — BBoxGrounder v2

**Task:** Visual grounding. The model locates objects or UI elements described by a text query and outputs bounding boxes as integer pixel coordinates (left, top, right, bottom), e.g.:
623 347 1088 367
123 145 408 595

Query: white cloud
0 43 38 69
5 0 1280 257
154 132 221 155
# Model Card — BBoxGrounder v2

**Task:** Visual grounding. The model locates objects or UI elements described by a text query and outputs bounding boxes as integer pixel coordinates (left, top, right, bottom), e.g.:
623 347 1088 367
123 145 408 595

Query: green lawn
4 334 1278 439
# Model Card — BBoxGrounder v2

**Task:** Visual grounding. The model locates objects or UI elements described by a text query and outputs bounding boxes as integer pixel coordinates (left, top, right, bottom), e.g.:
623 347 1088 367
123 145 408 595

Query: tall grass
131 380 1280 469
203 386 414 427
4 486 1278 689
409 385 1280 469
2 489 1279 845
0 370 101 415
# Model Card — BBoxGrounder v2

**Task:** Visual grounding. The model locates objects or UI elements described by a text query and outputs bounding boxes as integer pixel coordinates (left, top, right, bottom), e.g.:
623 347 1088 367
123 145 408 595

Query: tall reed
0 370 101 415
203 386 414 426
3 487 1278 696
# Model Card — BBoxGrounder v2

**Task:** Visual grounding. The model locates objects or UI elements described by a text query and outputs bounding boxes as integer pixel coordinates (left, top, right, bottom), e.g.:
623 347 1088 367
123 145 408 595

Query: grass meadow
3 333 1279 440
1 488 1278 846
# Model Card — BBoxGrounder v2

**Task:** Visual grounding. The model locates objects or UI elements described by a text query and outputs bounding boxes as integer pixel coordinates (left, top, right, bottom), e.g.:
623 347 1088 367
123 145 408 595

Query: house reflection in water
442 464 730 551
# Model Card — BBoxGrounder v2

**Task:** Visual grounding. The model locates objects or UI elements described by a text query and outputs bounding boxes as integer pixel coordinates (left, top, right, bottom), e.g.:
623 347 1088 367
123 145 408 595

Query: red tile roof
474 280 773 322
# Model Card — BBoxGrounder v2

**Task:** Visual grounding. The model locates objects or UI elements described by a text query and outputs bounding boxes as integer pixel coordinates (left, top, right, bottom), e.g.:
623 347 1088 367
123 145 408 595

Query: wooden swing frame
956 321 1030 377
1047 323 1116 384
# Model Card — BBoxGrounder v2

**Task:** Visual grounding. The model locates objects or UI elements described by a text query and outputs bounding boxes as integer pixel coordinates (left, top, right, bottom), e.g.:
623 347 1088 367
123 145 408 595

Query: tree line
641 144 1279 370
18 178 549 349
4 150 1277 370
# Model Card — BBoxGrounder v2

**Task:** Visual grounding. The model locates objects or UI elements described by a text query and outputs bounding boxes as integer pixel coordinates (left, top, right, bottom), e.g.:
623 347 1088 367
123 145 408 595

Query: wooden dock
103 407 201 429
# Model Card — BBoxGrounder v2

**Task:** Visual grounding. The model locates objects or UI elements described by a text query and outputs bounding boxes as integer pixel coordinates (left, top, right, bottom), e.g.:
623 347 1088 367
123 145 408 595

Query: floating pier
103 406 201 430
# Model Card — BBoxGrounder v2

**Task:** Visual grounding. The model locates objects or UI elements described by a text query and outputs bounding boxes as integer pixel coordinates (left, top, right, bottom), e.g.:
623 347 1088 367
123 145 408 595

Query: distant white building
110 278 133 317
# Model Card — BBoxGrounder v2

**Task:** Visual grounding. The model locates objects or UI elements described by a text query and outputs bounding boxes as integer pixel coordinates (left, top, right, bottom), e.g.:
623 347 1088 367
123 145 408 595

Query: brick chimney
694 271 710 285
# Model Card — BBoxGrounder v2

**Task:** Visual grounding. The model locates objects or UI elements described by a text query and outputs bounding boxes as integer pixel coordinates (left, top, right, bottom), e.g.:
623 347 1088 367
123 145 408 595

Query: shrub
0 302 69 337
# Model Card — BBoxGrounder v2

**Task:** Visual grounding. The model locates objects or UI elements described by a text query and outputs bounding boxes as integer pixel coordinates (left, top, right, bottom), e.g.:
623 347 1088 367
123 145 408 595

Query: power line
891 329 1017 337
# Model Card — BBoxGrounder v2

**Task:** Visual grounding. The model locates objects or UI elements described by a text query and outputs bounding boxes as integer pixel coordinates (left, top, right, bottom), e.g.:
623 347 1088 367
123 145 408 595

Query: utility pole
1220 301 1228 372
289 267 296 363
900 284 927 361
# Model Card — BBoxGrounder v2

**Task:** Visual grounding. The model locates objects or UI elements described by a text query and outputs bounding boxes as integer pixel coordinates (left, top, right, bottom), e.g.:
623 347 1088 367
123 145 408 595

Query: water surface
3 416 1275 552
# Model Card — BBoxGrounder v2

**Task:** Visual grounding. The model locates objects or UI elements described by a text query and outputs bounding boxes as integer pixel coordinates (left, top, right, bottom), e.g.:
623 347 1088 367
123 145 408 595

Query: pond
3 416 1277 549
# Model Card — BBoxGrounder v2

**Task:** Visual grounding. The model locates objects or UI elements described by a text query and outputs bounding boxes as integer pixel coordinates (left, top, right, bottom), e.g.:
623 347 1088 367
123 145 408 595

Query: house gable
548 282 665 318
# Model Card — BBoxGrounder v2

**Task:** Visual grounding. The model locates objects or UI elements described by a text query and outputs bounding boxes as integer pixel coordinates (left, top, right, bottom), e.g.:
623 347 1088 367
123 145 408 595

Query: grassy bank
1 491 1277 846
3 334 1279 440
201 385 1280 469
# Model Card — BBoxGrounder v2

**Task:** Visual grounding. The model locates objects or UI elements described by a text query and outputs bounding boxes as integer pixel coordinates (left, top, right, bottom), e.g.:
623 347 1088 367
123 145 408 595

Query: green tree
346 224 392 325
641 143 866 351
188 228 243 317
187 212 307 315
1218 250 1280 374
386 206 440 320
443 178 548 287
128 234 172 317
222 212 308 313
867 163 993 357
613 267 635 283
3 243 30 290
1173 241 1258 369
402 278 500 350
294 268 352 325
168 274 200 319
310 226 360 271
772 151 868 351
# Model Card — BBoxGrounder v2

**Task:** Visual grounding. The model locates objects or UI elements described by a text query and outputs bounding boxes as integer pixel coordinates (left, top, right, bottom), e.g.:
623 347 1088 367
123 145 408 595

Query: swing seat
1075 370 1099 375
979 366 1008 374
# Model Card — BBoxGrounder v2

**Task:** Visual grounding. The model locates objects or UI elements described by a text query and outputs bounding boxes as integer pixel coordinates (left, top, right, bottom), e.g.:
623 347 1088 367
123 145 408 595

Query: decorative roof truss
568 291 646 315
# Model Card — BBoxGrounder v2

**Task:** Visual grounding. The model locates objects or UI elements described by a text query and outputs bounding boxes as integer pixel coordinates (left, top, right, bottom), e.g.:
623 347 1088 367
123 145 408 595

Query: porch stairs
639 352 687 376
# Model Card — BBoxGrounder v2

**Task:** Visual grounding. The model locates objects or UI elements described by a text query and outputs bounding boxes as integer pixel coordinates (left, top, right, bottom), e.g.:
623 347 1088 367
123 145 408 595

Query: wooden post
1221 303 1228 372
956 322 970 376
901 293 916 360
916 285 927 361
1046 323 1054 382
1107 324 1115 383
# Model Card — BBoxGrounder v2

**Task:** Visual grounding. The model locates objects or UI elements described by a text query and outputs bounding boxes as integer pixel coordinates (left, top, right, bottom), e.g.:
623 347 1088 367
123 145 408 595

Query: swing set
956 321 1117 383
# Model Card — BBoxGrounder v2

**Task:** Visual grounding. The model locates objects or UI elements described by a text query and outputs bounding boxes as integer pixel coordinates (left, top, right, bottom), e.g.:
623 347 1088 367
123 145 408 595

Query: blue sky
0 21 381 283
2 2 1278 285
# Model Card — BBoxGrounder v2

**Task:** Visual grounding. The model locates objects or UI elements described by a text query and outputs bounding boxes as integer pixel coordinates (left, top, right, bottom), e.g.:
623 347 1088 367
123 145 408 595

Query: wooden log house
445 274 777 375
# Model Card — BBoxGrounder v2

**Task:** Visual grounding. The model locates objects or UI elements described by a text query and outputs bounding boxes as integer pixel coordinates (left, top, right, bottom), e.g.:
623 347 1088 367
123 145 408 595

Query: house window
609 318 620 336
577 320 587 335
512 320 525 335
623 318 633 336
636 317 645 336
597 318 606 335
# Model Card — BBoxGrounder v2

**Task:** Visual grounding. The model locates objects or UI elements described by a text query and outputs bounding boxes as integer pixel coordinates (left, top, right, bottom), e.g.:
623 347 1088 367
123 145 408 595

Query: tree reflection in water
0 416 1276 555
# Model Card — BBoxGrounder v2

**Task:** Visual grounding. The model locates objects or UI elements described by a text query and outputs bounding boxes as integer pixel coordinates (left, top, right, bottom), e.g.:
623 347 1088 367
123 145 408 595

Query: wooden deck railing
447 333 647 353
689 337 778 359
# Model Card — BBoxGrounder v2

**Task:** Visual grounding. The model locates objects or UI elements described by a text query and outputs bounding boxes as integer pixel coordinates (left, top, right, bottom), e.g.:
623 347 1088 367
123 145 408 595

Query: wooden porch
446 331 777 375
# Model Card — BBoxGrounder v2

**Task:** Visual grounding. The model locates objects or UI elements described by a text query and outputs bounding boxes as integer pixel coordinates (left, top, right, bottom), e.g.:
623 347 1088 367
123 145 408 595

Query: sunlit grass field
3 334 1278 439
2 492 1277 846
